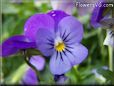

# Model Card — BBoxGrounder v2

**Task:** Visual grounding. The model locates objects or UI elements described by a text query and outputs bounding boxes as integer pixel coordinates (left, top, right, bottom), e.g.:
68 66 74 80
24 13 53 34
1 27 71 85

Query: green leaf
97 68 114 84
4 63 28 84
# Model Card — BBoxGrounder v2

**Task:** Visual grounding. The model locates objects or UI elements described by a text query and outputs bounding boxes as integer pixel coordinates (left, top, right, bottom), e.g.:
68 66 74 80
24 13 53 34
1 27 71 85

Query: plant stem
72 66 81 83
97 28 105 64
22 50 41 82
108 46 114 71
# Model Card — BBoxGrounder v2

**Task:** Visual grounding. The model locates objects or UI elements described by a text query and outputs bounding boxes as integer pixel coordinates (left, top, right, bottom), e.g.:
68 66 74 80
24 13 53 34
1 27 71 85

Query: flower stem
22 50 41 82
72 66 81 83
97 28 105 64
108 46 114 71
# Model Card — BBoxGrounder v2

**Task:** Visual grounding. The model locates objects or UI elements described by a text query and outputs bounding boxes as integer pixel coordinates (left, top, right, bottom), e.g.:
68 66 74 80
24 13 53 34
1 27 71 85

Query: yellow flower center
55 42 65 52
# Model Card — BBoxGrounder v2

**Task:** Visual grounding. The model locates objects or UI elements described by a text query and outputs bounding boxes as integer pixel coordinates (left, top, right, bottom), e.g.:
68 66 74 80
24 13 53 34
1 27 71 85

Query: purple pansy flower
21 55 45 85
1 35 36 57
90 0 114 47
24 10 88 75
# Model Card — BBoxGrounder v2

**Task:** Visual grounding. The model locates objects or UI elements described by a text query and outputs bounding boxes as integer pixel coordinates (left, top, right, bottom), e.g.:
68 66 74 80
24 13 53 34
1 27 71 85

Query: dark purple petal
2 35 36 57
58 16 83 44
22 67 38 85
36 27 55 57
54 74 68 84
30 55 45 71
49 51 71 75
47 10 69 31
90 0 107 28
2 35 24 57
65 43 88 66
13 41 36 49
24 14 55 41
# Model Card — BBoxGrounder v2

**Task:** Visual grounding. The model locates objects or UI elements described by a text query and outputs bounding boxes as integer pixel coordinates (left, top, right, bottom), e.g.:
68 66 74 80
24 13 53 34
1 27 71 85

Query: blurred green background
1 0 114 85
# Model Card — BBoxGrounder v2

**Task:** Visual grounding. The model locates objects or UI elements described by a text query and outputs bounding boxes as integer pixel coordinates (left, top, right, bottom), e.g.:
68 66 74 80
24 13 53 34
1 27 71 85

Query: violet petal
30 55 45 71
22 67 38 85
36 27 55 57
24 14 55 41
57 16 83 43
48 10 69 30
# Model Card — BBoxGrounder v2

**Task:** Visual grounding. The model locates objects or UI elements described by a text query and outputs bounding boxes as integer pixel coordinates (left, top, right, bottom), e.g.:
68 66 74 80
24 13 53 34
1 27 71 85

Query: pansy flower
90 0 114 47
24 10 88 75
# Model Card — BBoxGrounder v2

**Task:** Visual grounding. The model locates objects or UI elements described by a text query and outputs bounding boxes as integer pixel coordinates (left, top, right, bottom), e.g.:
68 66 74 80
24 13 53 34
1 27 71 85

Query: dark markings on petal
62 29 66 39
64 34 76 43
62 50 67 57
60 52 63 61
47 38 54 43
64 38 72 43
46 42 54 46
64 34 76 44
65 48 73 56
66 45 73 49
56 51 58 60
63 31 71 41
47 46 54 50
65 42 75 46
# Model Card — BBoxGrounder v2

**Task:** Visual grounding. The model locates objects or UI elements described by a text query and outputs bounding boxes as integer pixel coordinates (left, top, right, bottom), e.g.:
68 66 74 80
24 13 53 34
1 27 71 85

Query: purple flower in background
90 0 107 28
50 0 98 16
21 55 45 85
1 35 36 57
24 10 88 75
90 0 114 47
